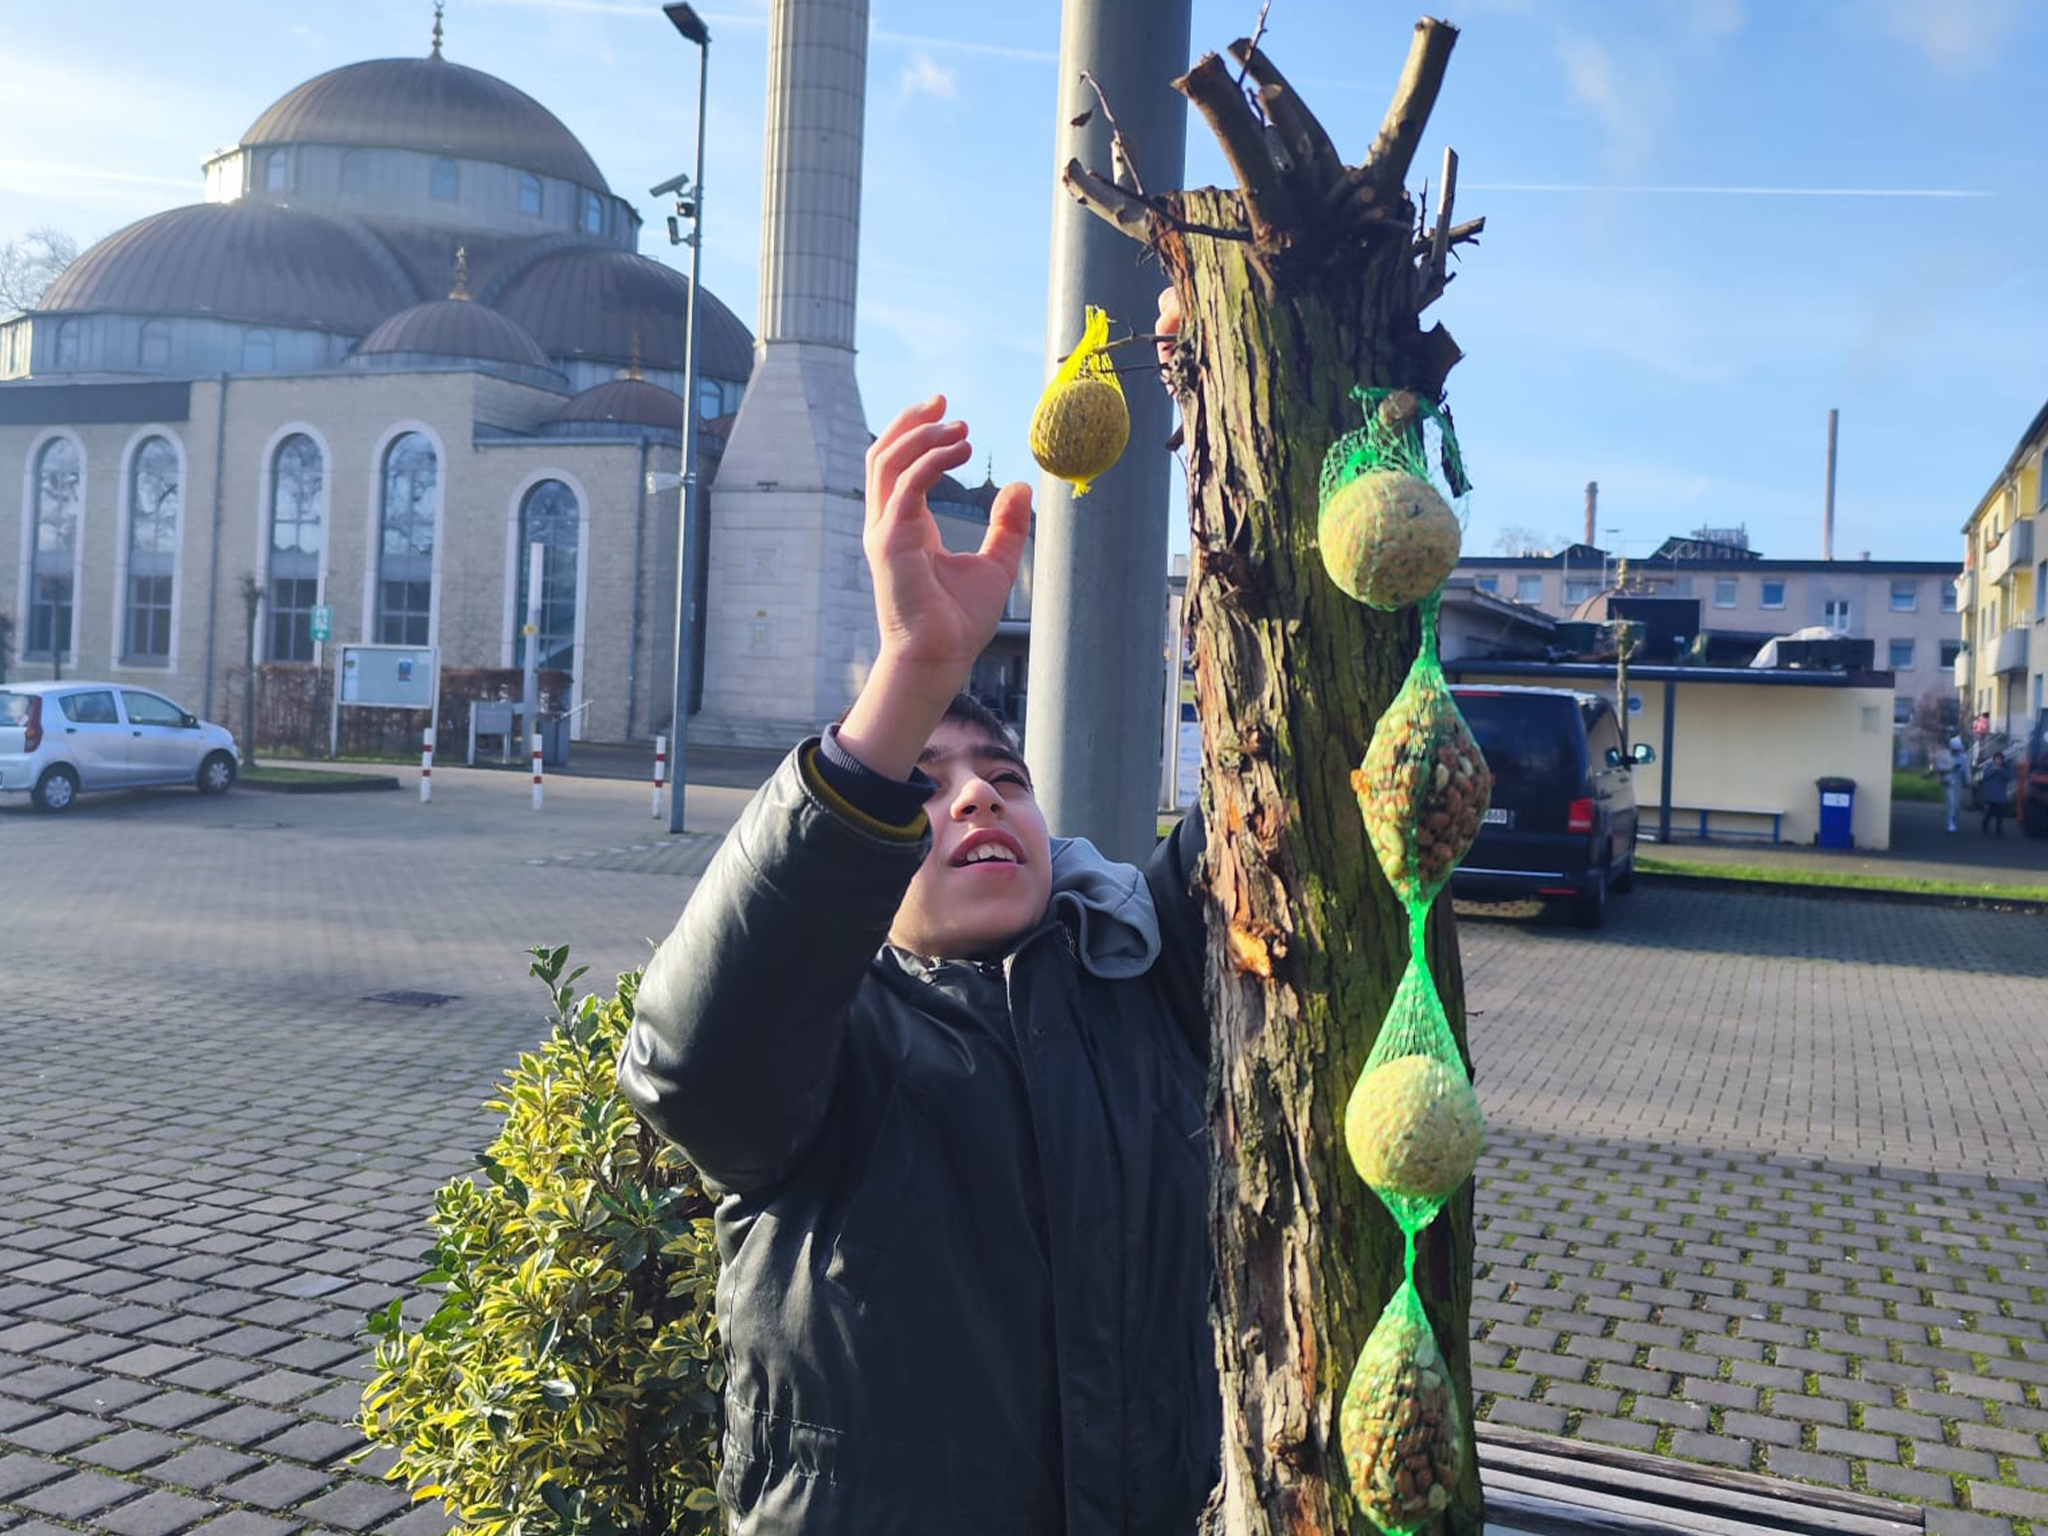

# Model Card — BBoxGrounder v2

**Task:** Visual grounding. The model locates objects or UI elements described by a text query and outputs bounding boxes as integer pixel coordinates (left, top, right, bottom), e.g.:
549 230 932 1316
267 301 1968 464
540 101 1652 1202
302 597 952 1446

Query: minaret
698 0 871 744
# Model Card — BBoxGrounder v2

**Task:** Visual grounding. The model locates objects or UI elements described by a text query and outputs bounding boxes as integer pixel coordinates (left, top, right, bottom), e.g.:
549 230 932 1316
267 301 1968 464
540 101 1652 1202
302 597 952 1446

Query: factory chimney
1584 481 1598 547
1822 408 1838 561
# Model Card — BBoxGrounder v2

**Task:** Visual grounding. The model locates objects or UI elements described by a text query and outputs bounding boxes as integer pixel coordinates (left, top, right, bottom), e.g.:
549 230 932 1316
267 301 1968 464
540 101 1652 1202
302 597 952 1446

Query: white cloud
897 52 957 104
1556 38 1671 180
1870 0 2022 73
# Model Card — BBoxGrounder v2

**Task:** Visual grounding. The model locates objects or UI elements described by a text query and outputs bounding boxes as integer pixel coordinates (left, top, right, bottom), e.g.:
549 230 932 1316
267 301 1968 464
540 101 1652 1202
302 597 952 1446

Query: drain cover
363 989 462 1008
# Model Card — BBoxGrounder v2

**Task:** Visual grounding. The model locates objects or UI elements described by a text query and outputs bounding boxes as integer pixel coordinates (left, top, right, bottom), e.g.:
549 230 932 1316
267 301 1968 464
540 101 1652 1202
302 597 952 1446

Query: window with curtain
377 433 437 645
27 438 81 658
267 434 325 661
513 479 580 678
124 436 181 663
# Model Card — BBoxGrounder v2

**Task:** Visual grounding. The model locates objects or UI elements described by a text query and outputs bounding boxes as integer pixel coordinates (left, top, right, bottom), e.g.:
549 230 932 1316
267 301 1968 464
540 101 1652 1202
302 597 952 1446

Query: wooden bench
1641 806 1786 845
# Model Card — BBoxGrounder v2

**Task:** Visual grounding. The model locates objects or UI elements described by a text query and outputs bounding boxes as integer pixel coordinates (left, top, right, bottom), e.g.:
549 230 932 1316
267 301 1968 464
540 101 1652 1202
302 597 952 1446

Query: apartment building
1956 403 2045 740
1456 538 1961 729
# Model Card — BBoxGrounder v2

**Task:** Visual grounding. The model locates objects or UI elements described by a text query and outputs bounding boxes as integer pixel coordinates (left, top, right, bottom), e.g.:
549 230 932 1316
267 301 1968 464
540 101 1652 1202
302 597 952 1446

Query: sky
3 0 2043 567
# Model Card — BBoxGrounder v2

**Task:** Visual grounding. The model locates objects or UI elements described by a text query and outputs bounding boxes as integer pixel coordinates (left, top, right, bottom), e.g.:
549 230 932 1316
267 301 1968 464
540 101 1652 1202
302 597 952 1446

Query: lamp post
659 2 709 834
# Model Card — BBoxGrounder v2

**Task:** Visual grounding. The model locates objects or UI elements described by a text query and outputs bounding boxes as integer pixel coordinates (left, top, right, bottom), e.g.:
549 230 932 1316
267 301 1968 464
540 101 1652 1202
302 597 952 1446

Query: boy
619 395 1219 1533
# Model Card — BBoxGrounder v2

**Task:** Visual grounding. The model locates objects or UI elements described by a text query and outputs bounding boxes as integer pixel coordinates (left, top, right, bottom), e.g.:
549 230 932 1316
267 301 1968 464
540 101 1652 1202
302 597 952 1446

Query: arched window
54 320 80 368
519 172 543 218
581 190 603 235
27 438 81 658
138 321 170 370
431 157 460 201
267 434 325 661
265 149 289 191
377 432 437 645
514 479 580 677
340 150 370 194
241 329 275 372
124 436 181 663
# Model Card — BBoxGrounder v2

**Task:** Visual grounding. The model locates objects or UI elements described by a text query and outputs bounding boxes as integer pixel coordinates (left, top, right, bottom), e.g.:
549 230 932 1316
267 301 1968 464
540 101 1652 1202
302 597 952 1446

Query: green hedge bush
360 946 724 1534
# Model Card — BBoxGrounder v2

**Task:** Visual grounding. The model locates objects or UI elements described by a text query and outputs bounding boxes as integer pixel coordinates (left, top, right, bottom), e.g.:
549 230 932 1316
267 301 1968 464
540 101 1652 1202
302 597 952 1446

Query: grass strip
1637 853 2048 902
243 764 395 787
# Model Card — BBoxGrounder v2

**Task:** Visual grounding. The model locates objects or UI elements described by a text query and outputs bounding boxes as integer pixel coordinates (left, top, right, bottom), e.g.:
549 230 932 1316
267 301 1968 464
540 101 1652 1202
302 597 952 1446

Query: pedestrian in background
1979 750 2015 837
1935 735 1967 833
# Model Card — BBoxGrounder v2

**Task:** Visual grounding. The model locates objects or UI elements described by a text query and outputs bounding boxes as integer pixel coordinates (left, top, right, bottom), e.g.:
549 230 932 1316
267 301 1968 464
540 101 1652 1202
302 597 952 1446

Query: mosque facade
0 32 1028 748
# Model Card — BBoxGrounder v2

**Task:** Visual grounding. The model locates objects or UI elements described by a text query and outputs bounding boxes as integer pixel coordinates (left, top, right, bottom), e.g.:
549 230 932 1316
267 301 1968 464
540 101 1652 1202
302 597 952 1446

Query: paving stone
220 1461 334 1509
2 1410 115 1453
1762 1392 1852 1427
53 1376 159 1414
1577 1415 1659 1451
1814 1424 1899 1459
120 1391 229 1430
1914 1441 2002 1478
184 1513 299 1536
295 1479 409 1530
0 1399 53 1433
1680 1377 1757 1411
1959 1422 2042 1457
229 1370 327 1408
1634 1397 1712 1431
1764 1446 1851 1485
162 1358 265 1394
257 1421 368 1467
16 1468 147 1519
141 1445 264 1491
1720 1410 1802 1448
0 1363 98 1401
1922 1510 2015 1536
1669 1429 1754 1469
97 1488 222 1536
0 1454 67 1499
1485 1399 1568 1434
1862 1460 1955 1503
1966 1482 2048 1518
73 1428 186 1473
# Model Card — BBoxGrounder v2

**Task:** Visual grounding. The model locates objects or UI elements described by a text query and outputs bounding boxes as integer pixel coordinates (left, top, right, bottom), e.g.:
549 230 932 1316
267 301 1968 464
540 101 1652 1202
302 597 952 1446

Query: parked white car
0 682 239 812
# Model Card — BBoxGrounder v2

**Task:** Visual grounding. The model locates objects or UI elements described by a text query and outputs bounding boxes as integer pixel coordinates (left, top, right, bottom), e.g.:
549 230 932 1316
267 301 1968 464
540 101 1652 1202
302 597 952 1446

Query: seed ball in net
1318 470 1461 610
1030 375 1130 490
1354 686 1490 903
1341 1296 1464 1529
1345 1053 1483 1201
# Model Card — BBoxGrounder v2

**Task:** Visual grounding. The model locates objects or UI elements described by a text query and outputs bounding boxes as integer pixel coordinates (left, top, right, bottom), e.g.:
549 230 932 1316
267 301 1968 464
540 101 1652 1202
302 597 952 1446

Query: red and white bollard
420 727 435 804
652 734 667 819
532 730 544 811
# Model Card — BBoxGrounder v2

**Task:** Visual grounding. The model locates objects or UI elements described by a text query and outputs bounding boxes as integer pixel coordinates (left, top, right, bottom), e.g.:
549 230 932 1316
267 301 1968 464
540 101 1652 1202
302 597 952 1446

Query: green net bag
1317 389 1471 611
1340 1278 1467 1533
1326 394 1484 1533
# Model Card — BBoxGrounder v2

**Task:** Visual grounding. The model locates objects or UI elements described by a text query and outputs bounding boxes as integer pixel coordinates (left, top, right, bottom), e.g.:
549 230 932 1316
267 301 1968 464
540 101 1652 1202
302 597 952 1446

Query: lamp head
664 3 709 45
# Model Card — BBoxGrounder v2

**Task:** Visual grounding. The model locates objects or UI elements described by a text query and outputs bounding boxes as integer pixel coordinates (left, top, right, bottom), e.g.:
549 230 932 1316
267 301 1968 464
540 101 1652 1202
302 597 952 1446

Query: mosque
0 5 1024 749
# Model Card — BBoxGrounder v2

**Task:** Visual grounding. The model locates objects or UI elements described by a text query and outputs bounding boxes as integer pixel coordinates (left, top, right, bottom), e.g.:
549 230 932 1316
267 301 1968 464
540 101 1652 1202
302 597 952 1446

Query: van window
1456 692 1579 800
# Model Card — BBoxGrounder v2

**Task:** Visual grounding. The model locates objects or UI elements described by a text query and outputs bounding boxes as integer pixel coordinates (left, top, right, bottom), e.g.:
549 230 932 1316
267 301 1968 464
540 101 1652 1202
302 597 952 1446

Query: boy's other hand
864 395 1032 683
1155 286 1182 372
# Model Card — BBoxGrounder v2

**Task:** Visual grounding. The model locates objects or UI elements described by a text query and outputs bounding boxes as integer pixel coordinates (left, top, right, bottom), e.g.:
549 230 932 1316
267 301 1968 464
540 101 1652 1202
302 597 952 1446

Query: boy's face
888 721 1054 960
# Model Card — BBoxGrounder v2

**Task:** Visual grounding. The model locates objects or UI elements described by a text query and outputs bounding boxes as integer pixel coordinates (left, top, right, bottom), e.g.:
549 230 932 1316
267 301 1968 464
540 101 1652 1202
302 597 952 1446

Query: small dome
38 202 414 333
242 57 608 191
552 378 688 431
489 247 752 382
356 298 552 370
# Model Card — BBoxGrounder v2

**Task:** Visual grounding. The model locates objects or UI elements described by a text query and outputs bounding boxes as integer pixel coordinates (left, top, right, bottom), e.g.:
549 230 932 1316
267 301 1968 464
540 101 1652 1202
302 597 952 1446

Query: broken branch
1230 39 1345 196
1177 51 1297 242
1061 157 1155 242
1078 69 1145 197
1366 18 1458 196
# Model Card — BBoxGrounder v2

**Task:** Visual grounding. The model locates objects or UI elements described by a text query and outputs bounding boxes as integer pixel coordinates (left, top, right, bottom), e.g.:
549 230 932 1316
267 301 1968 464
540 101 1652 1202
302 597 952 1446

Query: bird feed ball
1344 1053 1483 1202
1318 469 1460 610
1030 375 1129 493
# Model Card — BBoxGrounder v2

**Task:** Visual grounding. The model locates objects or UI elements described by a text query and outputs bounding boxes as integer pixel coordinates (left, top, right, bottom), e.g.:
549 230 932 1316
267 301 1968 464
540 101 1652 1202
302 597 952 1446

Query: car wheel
1572 859 1609 929
197 751 237 796
1613 849 1636 892
32 764 80 813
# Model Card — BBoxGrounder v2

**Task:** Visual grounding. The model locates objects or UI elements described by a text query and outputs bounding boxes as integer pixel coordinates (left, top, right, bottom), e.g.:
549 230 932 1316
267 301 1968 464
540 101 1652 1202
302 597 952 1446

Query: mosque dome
356 296 553 371
36 201 415 333
550 378 689 432
489 247 753 382
240 56 609 191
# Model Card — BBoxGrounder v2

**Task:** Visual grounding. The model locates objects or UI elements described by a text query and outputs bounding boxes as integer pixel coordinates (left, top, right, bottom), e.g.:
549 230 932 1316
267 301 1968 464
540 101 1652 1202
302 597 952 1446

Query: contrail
1467 183 1990 199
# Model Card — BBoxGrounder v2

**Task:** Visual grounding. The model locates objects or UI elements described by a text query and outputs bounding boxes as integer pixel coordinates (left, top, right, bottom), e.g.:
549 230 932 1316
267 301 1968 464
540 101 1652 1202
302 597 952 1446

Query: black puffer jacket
620 743 1218 1534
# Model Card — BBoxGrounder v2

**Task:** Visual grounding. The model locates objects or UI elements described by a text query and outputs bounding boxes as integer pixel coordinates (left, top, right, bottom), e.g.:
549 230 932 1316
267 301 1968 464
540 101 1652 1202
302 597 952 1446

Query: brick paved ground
0 768 2044 1532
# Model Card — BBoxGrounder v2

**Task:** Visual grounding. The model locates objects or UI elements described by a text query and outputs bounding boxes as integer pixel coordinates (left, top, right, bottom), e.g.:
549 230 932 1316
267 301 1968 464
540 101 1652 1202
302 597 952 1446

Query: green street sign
310 605 333 642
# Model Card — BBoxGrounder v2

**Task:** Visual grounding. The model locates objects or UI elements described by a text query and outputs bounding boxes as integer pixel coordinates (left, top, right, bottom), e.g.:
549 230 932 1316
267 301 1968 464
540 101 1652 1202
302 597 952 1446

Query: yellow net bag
1029 305 1130 495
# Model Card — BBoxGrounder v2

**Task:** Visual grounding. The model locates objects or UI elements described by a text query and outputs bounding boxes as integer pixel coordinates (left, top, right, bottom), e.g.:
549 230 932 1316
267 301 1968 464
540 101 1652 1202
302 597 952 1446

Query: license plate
1482 808 1513 827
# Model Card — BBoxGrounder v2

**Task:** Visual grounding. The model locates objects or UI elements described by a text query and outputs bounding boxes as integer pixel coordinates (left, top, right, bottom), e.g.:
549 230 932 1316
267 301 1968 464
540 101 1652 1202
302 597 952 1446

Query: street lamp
658 2 709 834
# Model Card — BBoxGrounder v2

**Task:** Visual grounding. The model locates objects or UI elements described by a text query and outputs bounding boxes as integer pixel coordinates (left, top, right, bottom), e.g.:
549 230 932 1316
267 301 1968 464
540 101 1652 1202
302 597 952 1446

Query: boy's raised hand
838 396 1033 779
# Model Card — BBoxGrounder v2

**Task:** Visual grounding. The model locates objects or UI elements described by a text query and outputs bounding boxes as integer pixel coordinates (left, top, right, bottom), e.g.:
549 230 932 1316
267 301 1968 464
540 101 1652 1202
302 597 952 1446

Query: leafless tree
0 228 80 315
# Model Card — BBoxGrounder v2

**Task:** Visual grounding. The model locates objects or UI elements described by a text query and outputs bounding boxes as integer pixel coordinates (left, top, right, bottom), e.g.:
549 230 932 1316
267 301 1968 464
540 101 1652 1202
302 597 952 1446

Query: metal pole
521 540 543 747
1025 0 1192 863
667 18 710 836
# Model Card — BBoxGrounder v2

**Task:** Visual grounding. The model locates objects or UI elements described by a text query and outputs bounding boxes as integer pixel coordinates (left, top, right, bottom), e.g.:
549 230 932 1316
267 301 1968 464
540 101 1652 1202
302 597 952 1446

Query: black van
1450 685 1654 928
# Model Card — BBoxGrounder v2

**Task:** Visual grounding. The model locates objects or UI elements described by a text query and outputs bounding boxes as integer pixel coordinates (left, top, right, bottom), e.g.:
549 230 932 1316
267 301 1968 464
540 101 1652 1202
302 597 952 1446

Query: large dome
488 248 753 382
356 298 554 371
241 57 608 191
38 202 416 333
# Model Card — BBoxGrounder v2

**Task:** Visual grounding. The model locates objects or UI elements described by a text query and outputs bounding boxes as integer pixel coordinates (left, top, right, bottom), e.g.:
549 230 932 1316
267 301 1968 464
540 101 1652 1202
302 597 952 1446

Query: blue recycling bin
1816 776 1856 849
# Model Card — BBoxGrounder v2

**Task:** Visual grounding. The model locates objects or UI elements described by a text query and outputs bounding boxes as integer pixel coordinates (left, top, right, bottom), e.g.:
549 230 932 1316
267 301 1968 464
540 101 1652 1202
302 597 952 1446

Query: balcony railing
1983 517 2034 585
1994 625 2029 676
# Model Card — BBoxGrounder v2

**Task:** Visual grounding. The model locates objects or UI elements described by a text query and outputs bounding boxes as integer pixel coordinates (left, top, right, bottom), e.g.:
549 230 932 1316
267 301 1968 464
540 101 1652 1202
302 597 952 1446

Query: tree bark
1065 20 1481 1534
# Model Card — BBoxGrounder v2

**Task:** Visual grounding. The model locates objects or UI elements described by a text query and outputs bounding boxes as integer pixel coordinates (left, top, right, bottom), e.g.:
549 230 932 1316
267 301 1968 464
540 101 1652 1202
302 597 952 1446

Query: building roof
36 201 416 334
356 297 553 369
240 56 609 191
487 247 752 382
551 378 688 431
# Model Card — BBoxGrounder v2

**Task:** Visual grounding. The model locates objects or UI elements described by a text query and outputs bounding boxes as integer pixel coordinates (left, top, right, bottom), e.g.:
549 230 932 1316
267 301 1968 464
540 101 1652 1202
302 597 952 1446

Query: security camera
649 172 692 199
